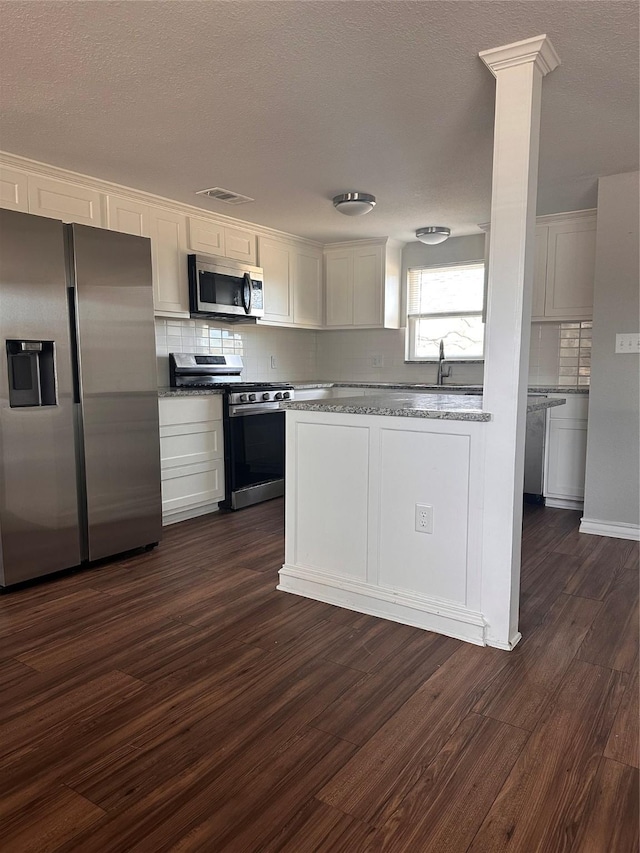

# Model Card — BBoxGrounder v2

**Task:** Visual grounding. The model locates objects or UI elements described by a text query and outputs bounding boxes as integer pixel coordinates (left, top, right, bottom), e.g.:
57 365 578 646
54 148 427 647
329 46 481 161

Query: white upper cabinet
258 235 323 328
27 175 104 226
325 239 403 329
531 226 549 320
187 216 256 265
484 212 596 322
293 244 323 327
259 236 293 323
325 250 352 326
542 216 597 319
0 166 29 212
148 207 190 317
106 194 150 237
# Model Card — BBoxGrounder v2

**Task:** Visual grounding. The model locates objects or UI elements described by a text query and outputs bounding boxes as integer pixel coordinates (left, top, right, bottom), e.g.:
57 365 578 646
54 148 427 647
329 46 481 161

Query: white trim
579 518 640 541
162 502 220 526
278 563 488 646
479 34 561 76
479 209 597 232
0 150 324 248
486 631 522 651
545 497 584 510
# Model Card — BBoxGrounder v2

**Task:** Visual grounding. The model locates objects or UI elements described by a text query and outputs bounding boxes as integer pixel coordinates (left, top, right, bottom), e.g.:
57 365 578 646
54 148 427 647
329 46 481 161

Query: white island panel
378 428 470 604
294 421 370 580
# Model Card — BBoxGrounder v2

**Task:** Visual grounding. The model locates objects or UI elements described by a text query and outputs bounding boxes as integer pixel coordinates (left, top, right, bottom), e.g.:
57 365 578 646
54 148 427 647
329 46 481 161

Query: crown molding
478 208 596 232
479 34 560 77
0 150 325 249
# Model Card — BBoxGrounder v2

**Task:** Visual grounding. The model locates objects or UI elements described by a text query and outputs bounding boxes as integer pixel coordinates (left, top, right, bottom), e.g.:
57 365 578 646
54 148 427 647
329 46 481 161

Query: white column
479 36 560 649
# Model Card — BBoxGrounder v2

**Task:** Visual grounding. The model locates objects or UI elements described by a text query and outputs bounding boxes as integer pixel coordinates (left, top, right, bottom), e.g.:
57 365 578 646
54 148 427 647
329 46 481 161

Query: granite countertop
291 381 588 394
158 387 224 397
283 392 566 422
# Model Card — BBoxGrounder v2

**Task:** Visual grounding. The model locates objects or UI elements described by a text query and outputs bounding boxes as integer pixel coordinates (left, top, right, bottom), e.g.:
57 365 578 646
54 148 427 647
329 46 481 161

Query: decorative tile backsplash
155 319 317 386
529 321 591 387
155 319 590 388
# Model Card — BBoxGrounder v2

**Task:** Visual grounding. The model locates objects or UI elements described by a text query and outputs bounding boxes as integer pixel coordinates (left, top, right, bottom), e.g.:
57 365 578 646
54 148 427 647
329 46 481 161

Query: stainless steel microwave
188 254 264 322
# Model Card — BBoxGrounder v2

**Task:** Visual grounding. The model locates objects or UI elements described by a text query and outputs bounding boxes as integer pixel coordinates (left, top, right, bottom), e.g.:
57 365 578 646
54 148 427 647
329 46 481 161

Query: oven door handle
242 273 252 315
228 405 284 417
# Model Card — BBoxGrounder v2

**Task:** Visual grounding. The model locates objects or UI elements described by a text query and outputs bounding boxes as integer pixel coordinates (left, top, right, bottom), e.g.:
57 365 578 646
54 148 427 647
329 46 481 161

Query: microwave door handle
242 272 252 314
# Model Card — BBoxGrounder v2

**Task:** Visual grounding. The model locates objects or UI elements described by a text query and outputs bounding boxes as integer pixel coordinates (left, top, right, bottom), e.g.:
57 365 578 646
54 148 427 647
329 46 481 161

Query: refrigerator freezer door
70 224 162 560
0 210 82 585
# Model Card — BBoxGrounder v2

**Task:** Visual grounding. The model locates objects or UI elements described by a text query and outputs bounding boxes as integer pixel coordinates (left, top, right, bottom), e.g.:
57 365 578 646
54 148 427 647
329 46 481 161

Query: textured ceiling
0 1 638 243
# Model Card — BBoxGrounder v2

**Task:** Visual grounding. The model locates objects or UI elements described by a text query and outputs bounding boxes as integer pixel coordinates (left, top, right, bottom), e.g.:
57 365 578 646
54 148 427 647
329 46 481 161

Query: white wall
583 171 640 530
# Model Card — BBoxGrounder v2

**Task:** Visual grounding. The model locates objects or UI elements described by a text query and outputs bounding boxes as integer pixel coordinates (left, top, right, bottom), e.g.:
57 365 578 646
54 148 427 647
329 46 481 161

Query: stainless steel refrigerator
0 208 162 587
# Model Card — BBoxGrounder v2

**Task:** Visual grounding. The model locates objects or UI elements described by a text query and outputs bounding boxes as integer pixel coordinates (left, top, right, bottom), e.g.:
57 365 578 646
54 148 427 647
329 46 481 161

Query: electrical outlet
415 503 433 534
372 354 384 368
270 355 277 369
615 333 640 354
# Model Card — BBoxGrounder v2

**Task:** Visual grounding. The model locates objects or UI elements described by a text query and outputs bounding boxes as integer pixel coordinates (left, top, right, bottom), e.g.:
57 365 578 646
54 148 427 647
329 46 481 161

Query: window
406 262 485 361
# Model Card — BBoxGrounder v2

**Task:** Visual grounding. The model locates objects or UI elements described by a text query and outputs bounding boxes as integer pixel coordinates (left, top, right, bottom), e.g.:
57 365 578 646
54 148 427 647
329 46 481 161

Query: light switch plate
615 333 640 354
372 354 384 368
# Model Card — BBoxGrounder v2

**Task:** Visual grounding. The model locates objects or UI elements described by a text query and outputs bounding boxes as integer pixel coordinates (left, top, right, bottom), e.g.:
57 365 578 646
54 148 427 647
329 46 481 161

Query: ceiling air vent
195 187 255 205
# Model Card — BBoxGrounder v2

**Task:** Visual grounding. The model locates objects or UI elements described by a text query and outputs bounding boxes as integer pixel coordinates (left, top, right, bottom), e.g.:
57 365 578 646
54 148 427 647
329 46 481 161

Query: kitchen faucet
436 339 451 386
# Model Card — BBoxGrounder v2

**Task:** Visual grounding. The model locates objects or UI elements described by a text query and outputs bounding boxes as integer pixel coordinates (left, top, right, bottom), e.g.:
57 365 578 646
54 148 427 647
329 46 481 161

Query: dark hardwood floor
0 500 637 852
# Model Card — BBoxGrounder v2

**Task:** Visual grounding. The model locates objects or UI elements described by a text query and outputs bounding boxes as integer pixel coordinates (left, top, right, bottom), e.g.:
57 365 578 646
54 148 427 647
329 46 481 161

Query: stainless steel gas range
169 353 294 510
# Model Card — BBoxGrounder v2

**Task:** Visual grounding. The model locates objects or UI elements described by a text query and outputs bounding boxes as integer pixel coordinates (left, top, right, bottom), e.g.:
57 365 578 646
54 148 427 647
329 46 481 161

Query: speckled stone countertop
291 381 588 394
283 392 566 422
158 387 224 397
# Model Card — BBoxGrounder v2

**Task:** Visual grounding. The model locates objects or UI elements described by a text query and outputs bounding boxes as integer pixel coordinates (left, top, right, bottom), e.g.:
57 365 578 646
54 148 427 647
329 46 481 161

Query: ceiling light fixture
416 226 451 245
333 192 376 216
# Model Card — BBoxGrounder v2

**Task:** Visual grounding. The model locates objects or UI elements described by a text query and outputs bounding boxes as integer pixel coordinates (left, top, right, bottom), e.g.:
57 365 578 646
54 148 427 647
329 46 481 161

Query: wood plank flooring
0 499 637 852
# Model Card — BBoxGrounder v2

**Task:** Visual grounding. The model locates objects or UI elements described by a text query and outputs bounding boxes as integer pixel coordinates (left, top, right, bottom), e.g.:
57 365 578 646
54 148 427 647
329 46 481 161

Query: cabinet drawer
158 395 223 425
160 421 223 468
161 459 225 511
547 394 589 420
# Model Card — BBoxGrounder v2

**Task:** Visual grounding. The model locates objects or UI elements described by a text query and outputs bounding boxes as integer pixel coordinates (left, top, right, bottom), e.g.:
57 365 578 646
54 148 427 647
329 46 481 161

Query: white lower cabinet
544 394 589 509
158 396 225 524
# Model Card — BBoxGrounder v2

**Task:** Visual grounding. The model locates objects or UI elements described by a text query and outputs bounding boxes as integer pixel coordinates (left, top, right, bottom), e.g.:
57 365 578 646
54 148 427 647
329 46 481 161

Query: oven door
223 407 285 510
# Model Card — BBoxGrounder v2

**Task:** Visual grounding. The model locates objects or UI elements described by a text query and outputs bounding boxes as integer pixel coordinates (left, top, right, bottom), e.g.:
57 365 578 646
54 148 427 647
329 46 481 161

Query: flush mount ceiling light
333 192 376 216
416 226 451 245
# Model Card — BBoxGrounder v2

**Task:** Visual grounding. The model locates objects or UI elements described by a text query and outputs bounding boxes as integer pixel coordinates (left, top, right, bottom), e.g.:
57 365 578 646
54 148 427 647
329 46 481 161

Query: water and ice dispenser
6 340 57 407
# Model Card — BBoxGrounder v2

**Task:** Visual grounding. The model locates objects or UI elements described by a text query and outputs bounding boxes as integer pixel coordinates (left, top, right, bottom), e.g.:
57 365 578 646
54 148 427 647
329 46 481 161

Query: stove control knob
249 393 257 402
239 394 248 403
262 392 270 401
274 392 283 401
283 391 291 400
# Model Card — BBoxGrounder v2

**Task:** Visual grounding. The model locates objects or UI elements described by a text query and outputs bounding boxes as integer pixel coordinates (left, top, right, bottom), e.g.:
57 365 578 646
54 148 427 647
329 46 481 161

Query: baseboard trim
278 563 488 646
162 502 220 526
579 518 640 541
545 496 584 510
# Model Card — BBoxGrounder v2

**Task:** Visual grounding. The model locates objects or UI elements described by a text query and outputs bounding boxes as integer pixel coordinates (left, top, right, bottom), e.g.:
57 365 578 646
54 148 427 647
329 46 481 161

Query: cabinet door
0 166 29 212
545 417 588 499
149 208 190 317
293 245 323 327
531 226 548 321
28 175 103 226
106 195 150 237
224 226 256 264
325 251 352 326
544 218 596 319
188 216 225 255
259 237 292 323
353 245 383 326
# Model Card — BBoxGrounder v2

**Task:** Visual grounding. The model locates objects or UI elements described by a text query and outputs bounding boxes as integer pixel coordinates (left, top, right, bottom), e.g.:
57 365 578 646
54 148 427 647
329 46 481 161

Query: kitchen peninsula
278 392 565 647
